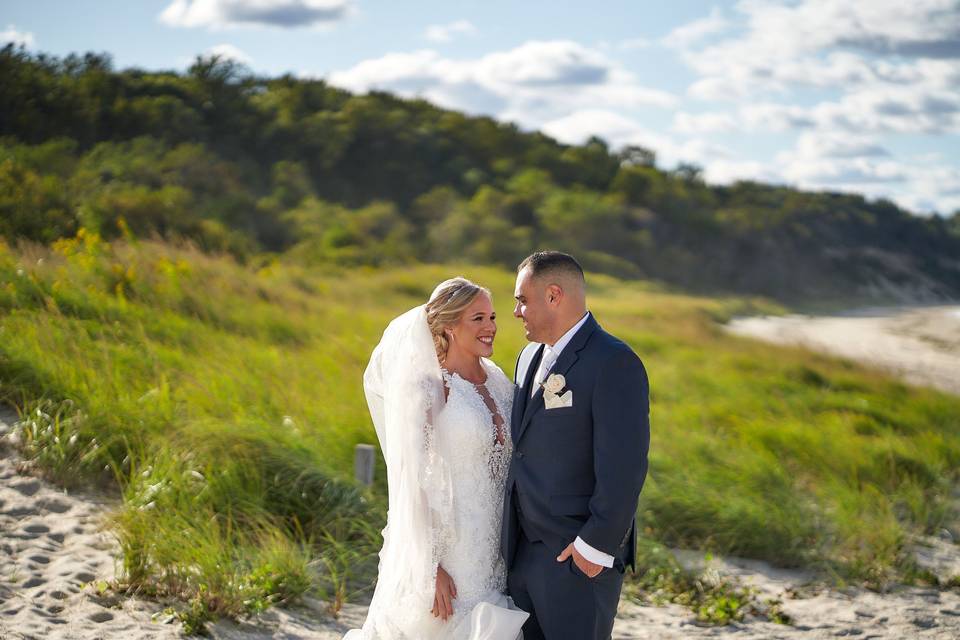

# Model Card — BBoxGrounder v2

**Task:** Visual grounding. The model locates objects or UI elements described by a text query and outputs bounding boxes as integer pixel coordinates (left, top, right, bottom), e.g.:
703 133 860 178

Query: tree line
3 45 959 302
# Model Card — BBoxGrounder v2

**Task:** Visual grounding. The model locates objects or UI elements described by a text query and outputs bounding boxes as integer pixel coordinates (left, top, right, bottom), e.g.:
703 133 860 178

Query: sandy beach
4 300 960 640
725 305 960 397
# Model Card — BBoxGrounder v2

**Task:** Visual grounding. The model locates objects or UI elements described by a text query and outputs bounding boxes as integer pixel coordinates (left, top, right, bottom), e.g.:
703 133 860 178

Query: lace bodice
439 362 513 483
434 358 515 618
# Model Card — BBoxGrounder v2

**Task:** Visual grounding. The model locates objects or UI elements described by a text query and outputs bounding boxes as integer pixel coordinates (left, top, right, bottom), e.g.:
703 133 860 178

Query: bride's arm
420 374 458 620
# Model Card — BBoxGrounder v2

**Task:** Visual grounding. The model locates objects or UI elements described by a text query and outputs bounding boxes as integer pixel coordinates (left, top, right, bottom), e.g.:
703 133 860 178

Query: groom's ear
546 283 563 306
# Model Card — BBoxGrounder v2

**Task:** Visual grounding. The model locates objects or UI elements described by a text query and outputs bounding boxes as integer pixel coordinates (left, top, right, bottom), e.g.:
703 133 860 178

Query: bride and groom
344 251 651 640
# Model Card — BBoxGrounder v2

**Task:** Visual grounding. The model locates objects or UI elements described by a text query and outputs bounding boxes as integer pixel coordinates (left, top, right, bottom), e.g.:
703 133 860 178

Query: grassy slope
2 231 959 622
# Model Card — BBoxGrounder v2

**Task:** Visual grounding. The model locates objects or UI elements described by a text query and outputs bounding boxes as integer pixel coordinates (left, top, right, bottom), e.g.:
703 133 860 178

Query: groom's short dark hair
518 251 585 284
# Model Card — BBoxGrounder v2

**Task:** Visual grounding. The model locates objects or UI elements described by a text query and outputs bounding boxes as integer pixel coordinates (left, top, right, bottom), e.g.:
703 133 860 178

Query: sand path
0 406 180 639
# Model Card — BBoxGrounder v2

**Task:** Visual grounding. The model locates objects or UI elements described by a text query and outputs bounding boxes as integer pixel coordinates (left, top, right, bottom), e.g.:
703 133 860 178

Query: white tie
531 346 557 397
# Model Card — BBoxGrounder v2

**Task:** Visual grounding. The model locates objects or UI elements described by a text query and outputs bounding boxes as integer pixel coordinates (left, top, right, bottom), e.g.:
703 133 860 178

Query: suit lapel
515 314 599 444
513 344 544 445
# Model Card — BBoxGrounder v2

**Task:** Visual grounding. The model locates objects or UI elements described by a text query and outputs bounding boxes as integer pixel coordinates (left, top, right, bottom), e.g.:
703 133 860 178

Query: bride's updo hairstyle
426 277 491 364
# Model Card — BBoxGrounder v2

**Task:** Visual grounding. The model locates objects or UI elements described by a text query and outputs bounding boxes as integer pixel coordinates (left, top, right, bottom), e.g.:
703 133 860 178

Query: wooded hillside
3 45 959 303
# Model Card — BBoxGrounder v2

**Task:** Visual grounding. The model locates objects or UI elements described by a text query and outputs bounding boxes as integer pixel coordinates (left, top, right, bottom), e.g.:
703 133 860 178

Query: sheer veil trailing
346 304 457 638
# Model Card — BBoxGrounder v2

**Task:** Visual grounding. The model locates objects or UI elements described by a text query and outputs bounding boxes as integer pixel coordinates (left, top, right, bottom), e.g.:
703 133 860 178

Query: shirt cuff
574 536 614 567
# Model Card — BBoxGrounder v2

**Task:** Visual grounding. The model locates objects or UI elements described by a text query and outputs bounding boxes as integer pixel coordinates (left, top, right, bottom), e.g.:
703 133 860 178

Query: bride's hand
432 565 457 621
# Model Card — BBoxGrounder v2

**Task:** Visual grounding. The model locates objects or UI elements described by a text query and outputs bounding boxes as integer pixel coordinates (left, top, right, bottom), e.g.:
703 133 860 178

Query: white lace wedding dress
344 306 528 640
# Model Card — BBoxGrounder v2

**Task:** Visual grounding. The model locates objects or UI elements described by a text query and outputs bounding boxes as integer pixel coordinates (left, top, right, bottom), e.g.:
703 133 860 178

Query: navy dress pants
507 529 624 640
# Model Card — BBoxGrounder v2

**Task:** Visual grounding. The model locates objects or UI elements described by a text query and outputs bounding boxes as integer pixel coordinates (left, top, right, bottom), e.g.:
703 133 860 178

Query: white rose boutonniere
542 373 566 395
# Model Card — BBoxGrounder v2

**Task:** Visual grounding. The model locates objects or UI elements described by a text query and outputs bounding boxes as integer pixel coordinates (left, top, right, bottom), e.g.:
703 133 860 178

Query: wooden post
354 443 375 487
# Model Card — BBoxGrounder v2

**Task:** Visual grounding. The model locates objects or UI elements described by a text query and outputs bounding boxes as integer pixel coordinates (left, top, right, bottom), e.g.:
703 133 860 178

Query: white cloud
326 40 677 128
676 0 960 99
794 131 889 159
204 43 252 65
686 137 960 215
765 133 960 214
424 19 476 43
703 159 783 185
661 6 729 50
474 40 612 88
780 131 904 186
159 0 352 29
540 109 733 171
810 84 960 134
0 24 34 48
688 0 960 69
677 85 960 137
665 109 959 213
662 0 960 214
740 103 815 131
541 109 666 148
781 156 908 185
670 0 960 147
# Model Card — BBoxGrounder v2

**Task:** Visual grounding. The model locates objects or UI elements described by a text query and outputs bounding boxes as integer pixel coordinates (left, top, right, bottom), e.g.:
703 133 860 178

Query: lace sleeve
419 374 456 576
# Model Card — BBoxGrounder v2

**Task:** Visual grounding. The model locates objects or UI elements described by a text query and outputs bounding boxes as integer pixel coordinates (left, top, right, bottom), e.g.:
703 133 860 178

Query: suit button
515 451 525 459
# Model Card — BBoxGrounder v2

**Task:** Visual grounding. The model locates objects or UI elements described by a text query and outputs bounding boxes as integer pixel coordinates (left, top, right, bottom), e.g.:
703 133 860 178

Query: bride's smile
446 293 498 361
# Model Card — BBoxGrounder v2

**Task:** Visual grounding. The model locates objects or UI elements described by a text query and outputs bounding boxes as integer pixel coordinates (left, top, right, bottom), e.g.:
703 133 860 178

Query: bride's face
447 292 497 360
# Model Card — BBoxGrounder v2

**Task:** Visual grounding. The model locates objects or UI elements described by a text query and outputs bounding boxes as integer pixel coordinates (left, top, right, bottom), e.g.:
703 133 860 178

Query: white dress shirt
531 311 590 396
532 312 615 569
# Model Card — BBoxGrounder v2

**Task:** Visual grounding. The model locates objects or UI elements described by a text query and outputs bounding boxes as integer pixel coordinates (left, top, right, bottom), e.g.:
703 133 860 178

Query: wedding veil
351 304 456 638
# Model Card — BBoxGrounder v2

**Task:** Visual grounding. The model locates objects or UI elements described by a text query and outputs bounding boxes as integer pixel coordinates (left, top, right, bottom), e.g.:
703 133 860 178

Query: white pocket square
544 389 573 409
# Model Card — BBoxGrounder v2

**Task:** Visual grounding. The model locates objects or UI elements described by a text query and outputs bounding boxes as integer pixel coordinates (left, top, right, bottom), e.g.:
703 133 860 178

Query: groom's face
513 266 551 343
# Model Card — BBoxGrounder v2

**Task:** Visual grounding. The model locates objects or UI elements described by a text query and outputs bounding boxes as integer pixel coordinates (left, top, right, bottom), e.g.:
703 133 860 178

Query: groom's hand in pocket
432 565 457 621
557 542 603 578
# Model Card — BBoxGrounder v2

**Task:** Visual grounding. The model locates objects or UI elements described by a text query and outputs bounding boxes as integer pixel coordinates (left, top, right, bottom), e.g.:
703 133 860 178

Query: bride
344 277 529 640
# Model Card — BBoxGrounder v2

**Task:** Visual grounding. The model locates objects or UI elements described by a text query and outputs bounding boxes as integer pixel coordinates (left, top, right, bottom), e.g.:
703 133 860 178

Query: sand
4 301 960 640
0 406 180 639
725 305 960 396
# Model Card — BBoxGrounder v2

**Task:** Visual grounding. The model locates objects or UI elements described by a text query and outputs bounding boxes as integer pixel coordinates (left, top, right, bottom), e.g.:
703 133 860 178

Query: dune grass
1 229 959 630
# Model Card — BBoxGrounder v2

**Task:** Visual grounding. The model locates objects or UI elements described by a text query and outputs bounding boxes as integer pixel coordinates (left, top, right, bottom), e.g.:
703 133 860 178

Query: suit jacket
501 313 650 572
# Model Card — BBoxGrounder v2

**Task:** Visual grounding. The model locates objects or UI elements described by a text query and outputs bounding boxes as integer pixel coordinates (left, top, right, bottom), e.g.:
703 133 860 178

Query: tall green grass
1 229 959 628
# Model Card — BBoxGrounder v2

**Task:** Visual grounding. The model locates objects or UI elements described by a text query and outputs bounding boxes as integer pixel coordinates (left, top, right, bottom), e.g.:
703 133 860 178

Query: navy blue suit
502 314 650 640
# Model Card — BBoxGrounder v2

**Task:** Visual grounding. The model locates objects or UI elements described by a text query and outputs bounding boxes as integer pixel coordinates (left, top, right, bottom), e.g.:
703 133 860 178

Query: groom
502 251 650 640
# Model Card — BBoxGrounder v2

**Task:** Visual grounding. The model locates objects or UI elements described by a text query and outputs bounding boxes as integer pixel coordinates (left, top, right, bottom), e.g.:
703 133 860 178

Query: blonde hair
426 277 491 364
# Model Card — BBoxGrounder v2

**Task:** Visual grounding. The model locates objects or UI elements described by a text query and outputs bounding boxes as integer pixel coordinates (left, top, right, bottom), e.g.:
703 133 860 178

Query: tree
948 210 960 237
617 144 656 168
672 162 703 183
0 158 76 242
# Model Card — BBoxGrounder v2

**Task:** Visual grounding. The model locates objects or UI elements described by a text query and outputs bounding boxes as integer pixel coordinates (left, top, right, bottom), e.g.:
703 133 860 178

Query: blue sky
3 0 959 216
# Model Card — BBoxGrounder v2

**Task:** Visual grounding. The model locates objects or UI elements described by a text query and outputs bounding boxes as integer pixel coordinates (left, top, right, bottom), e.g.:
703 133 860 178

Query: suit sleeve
577 348 650 557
